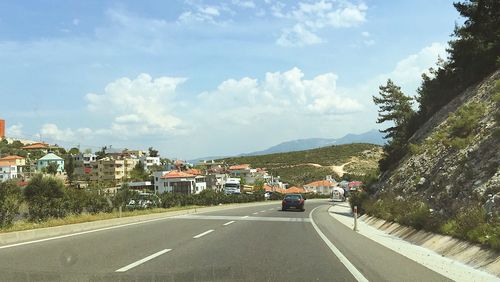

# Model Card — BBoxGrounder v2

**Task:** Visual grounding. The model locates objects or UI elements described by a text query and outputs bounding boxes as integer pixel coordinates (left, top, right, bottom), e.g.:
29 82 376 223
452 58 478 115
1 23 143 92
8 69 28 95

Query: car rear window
285 195 301 200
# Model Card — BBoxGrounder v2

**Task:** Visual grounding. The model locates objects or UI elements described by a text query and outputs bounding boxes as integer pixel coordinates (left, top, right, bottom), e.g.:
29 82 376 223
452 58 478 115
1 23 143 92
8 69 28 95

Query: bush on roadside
0 180 23 227
24 174 67 221
112 184 139 209
348 190 369 213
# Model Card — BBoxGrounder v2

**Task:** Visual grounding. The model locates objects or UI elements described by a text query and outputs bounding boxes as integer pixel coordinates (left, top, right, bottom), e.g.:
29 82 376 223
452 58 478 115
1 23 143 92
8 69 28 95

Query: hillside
242 129 384 156
219 143 382 186
370 70 500 248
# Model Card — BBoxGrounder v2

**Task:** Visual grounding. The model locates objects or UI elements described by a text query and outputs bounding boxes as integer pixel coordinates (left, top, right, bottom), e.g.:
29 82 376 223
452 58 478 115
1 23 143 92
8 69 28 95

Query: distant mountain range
189 129 385 163
240 129 385 157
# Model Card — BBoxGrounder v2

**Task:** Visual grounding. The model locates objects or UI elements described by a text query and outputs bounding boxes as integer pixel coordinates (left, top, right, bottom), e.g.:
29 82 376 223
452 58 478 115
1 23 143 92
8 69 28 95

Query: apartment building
92 157 140 182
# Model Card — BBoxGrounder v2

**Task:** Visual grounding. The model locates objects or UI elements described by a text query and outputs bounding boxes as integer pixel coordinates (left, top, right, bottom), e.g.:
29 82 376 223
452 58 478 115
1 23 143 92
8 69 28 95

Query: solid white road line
193 229 215 239
241 215 249 218
223 221 235 226
0 216 175 250
115 249 172 272
309 206 369 282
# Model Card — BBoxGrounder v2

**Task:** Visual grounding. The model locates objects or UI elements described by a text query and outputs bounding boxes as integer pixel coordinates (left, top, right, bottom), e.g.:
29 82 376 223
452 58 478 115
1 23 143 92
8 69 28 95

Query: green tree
373 79 415 171
46 161 59 175
0 180 23 227
65 157 75 182
68 147 80 155
130 161 149 181
96 146 107 159
148 147 159 157
24 174 67 221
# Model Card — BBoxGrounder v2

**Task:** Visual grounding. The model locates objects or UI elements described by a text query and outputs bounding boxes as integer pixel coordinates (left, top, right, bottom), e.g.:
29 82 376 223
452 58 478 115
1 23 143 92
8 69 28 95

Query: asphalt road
0 199 451 281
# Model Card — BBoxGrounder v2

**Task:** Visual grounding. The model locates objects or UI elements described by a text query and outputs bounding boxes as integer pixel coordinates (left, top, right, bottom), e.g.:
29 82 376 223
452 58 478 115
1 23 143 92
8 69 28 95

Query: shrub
447 102 484 138
112 184 139 209
24 174 67 221
0 180 23 227
349 191 369 213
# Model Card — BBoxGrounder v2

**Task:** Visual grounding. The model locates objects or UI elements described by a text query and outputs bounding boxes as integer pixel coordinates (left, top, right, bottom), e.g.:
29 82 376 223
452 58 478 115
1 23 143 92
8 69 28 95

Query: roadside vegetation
0 175 271 233
355 0 500 251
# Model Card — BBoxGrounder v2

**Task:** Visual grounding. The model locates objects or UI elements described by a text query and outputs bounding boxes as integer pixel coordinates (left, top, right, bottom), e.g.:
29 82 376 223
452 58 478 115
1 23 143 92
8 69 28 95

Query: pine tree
373 79 415 171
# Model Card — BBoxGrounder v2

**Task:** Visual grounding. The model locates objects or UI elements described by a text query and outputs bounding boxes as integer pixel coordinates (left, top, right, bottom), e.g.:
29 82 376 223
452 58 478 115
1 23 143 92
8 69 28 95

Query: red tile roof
186 168 202 175
304 180 336 187
0 155 25 160
284 186 306 194
22 142 49 149
229 164 250 170
161 171 195 179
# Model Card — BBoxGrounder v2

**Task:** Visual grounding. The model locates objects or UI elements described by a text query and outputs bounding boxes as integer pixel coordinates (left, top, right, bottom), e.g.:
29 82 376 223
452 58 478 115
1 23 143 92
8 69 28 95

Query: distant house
0 160 18 182
154 171 206 195
139 156 161 171
284 186 306 194
0 155 26 175
37 153 65 173
304 179 336 195
228 164 251 177
73 153 97 179
22 142 50 150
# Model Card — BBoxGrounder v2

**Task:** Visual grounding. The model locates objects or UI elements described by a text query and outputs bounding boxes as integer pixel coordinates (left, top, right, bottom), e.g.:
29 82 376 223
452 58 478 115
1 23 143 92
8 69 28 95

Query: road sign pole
353 206 358 231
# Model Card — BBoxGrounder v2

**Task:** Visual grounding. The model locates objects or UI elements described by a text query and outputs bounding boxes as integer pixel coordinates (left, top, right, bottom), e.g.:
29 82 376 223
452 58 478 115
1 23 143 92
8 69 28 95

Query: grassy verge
0 205 200 234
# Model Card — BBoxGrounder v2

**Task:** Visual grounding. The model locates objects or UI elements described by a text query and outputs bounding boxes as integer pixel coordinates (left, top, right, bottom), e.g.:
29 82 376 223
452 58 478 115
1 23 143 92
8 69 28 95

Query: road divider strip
115 249 172 272
223 221 235 226
309 206 369 282
193 229 215 239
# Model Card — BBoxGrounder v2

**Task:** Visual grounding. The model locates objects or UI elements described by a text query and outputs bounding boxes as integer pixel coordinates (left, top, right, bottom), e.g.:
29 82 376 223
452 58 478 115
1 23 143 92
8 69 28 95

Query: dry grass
0 206 199 233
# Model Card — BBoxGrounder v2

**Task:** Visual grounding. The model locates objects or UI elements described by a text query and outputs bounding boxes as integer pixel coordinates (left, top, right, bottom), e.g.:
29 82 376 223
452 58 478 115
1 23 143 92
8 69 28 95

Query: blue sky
0 0 460 159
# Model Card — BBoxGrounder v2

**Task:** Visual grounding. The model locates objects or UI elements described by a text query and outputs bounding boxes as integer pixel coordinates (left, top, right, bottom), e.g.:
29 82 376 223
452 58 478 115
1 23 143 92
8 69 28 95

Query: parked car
282 194 305 211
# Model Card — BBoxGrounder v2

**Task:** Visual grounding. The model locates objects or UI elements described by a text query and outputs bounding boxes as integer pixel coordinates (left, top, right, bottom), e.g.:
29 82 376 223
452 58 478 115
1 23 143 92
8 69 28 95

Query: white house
0 161 17 182
303 179 337 195
154 171 196 194
140 156 161 171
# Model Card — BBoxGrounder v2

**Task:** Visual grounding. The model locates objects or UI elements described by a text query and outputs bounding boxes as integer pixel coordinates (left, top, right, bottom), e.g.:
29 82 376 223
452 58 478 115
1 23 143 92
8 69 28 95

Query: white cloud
72 18 80 26
274 0 367 46
85 73 186 137
382 42 447 94
232 0 256 9
178 3 226 24
276 24 323 47
40 123 92 142
7 123 23 138
198 67 363 125
361 31 370 37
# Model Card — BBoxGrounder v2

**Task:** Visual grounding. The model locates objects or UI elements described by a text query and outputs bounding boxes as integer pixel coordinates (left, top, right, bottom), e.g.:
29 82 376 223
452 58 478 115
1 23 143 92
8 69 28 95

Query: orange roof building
303 180 336 195
284 186 306 194
0 155 26 167
161 171 195 179
185 168 202 175
21 142 49 150
228 164 250 170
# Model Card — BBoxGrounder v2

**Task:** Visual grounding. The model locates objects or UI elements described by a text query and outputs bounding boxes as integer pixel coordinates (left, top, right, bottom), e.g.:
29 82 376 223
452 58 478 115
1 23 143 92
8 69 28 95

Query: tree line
373 0 500 172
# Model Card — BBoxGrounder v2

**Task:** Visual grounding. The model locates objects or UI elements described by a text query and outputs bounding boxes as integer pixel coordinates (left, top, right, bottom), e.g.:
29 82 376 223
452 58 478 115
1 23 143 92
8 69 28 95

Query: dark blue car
282 194 305 211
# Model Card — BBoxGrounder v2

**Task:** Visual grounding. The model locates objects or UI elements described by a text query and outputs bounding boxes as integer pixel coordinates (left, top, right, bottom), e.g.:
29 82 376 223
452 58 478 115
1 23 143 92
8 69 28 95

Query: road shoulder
328 201 500 282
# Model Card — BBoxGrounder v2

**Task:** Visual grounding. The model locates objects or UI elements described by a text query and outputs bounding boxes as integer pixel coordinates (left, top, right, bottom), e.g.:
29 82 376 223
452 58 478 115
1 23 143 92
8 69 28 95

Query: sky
0 0 461 159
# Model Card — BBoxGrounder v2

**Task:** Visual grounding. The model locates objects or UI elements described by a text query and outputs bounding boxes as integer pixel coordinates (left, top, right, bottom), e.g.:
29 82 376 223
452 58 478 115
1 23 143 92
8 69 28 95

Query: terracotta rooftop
304 180 336 187
0 155 25 160
22 142 49 149
229 164 250 170
185 168 202 175
284 186 306 194
161 171 195 179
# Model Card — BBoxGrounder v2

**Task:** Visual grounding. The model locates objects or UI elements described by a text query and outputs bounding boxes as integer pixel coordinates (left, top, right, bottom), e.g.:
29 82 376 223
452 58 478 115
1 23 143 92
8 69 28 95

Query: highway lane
0 199 451 281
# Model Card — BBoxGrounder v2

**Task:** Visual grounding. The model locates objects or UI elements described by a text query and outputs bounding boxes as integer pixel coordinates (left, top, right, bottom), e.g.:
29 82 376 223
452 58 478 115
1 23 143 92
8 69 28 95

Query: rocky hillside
373 70 499 233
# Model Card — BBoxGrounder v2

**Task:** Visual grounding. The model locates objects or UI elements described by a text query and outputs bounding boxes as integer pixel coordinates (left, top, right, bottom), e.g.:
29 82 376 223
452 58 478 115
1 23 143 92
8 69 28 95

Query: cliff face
376 70 500 217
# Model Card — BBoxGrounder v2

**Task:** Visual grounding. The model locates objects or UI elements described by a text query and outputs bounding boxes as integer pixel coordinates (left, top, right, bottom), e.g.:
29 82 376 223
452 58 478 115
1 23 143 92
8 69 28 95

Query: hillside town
0 118 362 198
